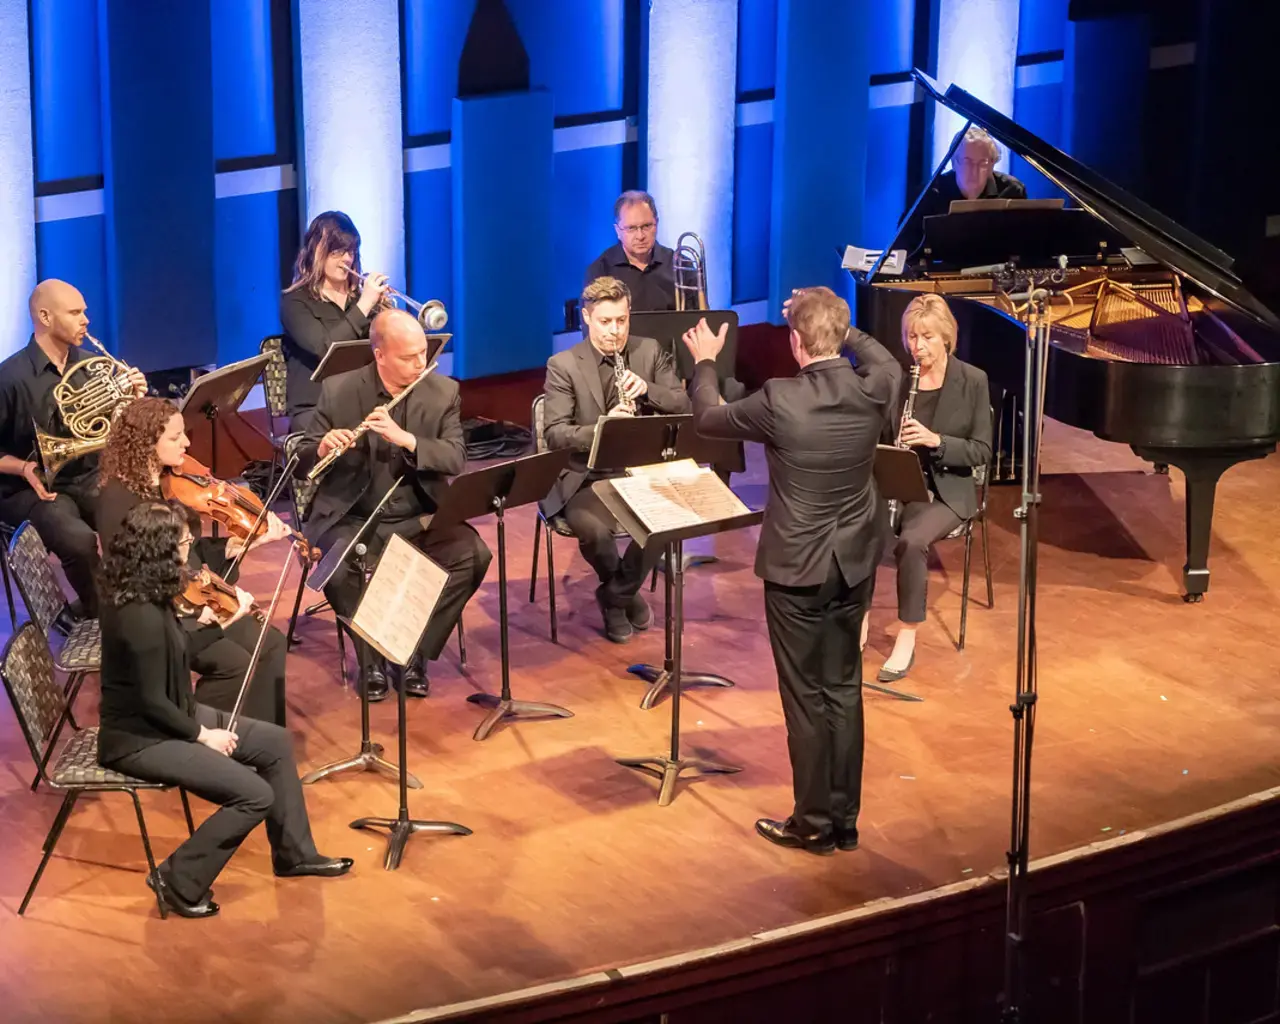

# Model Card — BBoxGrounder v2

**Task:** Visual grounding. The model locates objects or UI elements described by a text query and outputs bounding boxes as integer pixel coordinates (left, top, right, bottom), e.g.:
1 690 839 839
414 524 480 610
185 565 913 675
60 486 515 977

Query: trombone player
295 308 492 701
0 280 146 618
584 191 677 312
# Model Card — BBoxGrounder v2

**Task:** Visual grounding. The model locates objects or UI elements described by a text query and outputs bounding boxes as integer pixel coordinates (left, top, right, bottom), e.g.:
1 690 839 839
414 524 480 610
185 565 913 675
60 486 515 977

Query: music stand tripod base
863 679 924 702
466 692 574 742
615 753 742 808
350 815 471 871
628 664 734 711
301 741 422 789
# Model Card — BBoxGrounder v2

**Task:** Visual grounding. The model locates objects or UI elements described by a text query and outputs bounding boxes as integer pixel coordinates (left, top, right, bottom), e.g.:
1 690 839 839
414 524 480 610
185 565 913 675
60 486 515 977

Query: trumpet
306 360 439 482
345 267 448 331
36 333 141 485
673 232 708 311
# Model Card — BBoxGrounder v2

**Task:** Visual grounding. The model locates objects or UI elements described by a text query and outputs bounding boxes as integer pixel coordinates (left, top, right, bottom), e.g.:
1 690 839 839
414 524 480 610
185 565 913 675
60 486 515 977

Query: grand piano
855 72 1280 603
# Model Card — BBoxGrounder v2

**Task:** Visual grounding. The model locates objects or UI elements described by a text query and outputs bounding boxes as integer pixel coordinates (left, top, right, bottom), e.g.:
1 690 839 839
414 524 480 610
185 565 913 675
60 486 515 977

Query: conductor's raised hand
362 406 415 451
317 428 356 459
681 317 727 364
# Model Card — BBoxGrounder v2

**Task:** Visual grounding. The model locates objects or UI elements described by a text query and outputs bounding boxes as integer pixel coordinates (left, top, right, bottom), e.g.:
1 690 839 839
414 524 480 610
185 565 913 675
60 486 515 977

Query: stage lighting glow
933 0 1020 174
295 0 404 286
0 0 37 356
645 0 738 310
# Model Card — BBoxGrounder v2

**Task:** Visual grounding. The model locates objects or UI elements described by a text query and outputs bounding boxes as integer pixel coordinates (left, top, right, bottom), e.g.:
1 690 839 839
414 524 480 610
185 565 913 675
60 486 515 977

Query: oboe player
295 309 492 700
875 295 992 684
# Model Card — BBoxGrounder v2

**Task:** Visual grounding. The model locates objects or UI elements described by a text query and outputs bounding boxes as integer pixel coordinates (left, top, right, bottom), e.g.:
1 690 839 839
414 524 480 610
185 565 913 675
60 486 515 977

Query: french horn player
0 279 147 618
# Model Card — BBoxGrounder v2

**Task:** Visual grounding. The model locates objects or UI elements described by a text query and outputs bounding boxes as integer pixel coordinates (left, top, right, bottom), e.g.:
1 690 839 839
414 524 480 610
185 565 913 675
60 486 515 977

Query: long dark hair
99 503 186 608
285 210 364 302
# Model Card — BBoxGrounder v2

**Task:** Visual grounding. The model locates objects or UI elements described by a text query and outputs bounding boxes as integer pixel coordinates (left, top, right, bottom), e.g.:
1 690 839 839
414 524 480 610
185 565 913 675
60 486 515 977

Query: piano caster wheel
1183 592 1204 604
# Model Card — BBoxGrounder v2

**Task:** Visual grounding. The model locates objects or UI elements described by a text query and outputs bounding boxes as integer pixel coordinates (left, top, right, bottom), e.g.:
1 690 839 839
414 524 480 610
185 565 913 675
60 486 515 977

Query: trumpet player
281 211 394 427
541 276 689 644
296 309 491 701
0 279 146 618
875 295 992 684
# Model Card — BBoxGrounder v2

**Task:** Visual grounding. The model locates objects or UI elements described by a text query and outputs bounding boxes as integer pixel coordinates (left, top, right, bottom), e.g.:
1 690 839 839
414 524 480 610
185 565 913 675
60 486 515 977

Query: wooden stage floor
1 421 1278 1024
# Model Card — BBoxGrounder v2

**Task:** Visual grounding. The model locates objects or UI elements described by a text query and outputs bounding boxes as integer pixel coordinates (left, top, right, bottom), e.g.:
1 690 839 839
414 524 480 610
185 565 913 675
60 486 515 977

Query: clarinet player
875 295 992 684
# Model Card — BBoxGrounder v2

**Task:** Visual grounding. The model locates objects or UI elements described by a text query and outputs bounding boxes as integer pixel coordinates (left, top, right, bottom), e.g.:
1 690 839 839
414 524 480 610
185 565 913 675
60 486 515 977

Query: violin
161 454 318 560
175 564 266 626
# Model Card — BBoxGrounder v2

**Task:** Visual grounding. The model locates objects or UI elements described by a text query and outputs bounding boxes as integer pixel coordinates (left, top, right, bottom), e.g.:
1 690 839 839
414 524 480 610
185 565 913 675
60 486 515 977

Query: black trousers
185 617 289 726
104 705 319 905
321 518 491 671
561 486 655 608
0 483 99 615
894 500 965 624
763 558 874 836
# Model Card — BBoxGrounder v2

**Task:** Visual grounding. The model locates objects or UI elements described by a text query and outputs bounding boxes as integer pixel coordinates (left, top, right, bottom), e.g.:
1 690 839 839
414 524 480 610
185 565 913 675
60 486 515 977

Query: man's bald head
370 308 428 392
29 279 89 348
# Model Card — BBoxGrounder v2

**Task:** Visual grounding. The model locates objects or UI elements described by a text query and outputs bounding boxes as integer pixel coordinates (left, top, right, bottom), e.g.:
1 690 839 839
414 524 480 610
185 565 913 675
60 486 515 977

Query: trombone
345 267 448 331
673 231 708 311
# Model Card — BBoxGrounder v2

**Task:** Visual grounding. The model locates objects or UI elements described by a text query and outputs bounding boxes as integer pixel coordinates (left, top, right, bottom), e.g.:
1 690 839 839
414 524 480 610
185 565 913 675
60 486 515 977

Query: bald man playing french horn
0 280 147 618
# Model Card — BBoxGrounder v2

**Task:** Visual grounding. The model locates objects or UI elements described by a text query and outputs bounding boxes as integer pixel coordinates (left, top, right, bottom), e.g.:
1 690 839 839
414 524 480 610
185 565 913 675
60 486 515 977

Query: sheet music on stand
611 462 751 535
346 533 448 667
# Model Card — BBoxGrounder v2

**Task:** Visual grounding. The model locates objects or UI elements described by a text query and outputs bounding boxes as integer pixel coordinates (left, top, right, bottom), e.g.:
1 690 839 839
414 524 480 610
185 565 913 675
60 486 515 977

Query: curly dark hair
99 397 180 497
99 502 186 607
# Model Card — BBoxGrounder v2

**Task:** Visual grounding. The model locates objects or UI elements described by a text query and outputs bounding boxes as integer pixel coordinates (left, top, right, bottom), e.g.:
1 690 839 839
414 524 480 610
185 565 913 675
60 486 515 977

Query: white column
295 0 404 286
0 0 36 355
933 0 1021 173
645 0 738 310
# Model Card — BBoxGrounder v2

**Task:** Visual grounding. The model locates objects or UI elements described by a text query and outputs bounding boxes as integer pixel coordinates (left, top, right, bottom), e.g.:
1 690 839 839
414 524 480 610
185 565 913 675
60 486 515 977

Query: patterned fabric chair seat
259 335 291 442
52 727 160 788
53 618 101 672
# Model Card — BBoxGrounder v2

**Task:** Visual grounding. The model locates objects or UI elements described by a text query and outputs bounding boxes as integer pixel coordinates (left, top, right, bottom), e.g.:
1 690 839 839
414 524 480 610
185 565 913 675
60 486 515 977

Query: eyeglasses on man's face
619 221 656 235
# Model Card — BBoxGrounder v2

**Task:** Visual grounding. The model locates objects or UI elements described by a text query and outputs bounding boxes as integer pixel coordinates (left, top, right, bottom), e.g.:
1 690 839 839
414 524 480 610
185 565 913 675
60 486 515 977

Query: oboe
610 348 636 416
887 363 921 528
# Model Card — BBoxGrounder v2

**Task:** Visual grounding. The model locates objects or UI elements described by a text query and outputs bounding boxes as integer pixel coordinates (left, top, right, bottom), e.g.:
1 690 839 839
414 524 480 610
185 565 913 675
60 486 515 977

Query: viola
174 564 266 626
161 454 318 560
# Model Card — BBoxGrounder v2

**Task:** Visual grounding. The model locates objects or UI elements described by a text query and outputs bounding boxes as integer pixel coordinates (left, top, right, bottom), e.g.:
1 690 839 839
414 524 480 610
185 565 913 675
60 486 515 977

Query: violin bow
225 453 299 581
226 542 296 735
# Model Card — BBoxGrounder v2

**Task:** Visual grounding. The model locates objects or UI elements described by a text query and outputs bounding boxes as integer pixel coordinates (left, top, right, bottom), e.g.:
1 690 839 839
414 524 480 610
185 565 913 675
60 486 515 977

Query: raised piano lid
869 70 1280 335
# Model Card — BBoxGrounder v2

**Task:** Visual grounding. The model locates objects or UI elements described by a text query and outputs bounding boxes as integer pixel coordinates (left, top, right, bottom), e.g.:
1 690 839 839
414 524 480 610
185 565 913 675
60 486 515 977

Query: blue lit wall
12 1 1235 373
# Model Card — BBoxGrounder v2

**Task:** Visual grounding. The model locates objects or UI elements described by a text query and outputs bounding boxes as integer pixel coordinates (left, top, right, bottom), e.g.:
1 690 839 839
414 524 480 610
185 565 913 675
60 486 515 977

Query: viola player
98 398 293 725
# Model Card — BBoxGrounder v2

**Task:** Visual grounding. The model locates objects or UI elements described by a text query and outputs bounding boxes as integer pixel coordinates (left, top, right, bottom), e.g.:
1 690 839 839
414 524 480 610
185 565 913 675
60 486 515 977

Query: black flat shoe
273 856 354 879
834 826 860 852
627 593 653 631
877 652 915 684
596 586 633 644
146 872 220 919
754 818 835 856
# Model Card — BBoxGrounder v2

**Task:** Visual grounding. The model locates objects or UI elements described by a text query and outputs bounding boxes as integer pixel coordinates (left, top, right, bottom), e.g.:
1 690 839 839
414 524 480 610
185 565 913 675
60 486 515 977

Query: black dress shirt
898 170 1027 256
584 243 676 312
0 336 97 499
350 379 419 524
280 288 372 417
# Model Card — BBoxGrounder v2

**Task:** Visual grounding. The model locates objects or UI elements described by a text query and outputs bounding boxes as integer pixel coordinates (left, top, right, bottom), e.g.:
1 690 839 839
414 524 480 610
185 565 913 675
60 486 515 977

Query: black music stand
427 449 575 741
300 480 422 789
347 539 472 870
628 310 739 381
589 415 745 710
595 474 762 806
178 354 271 537
309 335 450 382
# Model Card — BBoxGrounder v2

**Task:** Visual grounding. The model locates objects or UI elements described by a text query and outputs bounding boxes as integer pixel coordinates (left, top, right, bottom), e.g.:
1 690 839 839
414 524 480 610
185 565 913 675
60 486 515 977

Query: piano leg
1132 445 1276 603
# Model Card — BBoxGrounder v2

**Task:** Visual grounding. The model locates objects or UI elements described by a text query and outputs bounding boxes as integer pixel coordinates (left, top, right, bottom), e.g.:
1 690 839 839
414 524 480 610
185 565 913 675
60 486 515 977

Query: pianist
876 295 992 685
899 126 1027 256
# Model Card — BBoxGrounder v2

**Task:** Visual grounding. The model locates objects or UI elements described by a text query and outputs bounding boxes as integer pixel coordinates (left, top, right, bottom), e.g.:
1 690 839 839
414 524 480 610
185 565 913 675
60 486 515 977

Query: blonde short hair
785 286 850 359
581 276 632 313
901 294 958 353
952 125 1001 167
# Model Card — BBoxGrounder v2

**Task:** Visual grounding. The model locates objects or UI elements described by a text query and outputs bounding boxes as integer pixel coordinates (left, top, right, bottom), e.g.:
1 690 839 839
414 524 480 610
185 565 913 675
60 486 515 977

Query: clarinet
887 364 921 529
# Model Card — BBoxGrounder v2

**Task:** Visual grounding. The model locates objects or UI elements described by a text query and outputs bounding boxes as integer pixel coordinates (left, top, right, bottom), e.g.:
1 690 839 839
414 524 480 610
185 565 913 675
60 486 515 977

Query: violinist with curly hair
97 398 293 725
97 502 352 919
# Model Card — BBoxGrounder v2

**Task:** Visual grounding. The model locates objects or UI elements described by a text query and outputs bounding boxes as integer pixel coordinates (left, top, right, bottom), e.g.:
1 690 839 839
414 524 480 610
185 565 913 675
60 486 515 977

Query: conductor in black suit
296 309 492 700
876 294 992 684
683 287 902 855
540 276 691 643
